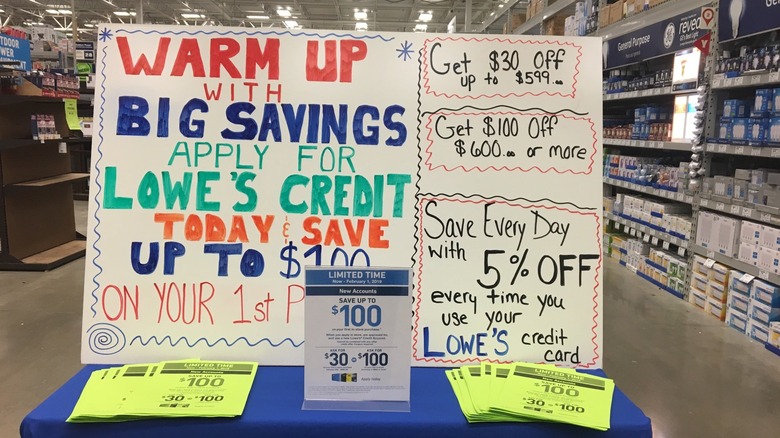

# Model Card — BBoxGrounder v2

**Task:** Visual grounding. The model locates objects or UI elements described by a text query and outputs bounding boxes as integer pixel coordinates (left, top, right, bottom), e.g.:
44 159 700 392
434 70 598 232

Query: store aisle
1 201 779 437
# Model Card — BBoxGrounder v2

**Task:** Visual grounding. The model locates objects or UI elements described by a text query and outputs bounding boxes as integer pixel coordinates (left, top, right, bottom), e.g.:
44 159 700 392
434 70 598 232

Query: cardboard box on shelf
728 291 750 315
705 296 726 320
543 15 567 35
748 320 770 343
609 1 624 24
738 242 760 266
726 308 748 333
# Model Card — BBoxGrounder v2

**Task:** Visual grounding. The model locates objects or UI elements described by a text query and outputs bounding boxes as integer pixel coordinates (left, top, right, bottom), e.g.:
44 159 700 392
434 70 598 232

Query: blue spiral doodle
87 323 126 355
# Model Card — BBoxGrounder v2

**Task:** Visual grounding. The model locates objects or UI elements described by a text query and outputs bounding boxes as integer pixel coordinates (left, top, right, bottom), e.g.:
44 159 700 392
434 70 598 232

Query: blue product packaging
731 118 749 141
748 118 768 143
754 89 774 113
773 89 780 115
719 118 732 140
768 117 780 144
723 99 750 118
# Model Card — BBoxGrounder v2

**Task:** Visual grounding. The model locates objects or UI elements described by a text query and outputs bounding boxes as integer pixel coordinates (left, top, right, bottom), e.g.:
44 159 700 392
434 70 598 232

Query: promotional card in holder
303 267 411 412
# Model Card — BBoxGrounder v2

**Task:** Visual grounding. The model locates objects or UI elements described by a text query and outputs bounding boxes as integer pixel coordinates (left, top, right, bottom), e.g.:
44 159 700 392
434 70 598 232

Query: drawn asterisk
396 40 414 61
99 28 113 42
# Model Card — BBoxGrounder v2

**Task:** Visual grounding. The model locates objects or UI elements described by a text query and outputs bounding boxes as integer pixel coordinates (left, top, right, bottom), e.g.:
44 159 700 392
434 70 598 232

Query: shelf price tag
706 250 715 259
751 148 762 156
663 241 671 250
739 273 756 284
704 258 716 268
706 143 715 152
678 247 686 257
650 237 659 245
718 144 728 153
761 213 772 223
734 76 744 86
772 148 780 158
304 267 411 411
770 72 780 83
730 205 740 215
701 199 709 208
759 271 770 281
643 234 651 243
735 146 745 155
751 75 763 85
742 207 753 217
715 202 725 211
676 192 685 202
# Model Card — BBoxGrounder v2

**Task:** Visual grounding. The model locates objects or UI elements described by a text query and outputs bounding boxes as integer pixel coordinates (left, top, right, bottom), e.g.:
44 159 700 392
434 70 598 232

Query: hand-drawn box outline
420 37 583 99
422 110 598 175
411 196 602 368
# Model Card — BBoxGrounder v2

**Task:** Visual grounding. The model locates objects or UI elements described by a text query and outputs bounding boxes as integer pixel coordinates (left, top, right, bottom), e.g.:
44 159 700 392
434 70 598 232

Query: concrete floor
2 201 780 437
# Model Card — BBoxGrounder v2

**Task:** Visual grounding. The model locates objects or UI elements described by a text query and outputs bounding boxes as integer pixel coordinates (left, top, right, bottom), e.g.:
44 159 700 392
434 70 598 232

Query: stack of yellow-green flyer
446 362 614 431
68 360 257 422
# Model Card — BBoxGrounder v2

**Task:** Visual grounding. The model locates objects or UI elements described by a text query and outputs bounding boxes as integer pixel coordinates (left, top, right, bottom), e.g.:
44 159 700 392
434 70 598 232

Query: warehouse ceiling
0 0 527 36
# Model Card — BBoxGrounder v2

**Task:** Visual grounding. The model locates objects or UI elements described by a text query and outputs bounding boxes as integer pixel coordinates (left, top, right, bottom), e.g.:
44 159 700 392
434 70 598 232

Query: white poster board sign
83 24 603 368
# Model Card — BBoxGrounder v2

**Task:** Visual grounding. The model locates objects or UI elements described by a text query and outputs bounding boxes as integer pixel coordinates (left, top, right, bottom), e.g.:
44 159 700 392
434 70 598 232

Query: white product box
758 247 780 274
760 225 780 252
727 291 750 314
729 270 752 296
696 212 715 249
705 296 726 320
689 288 707 309
738 243 760 266
748 320 770 343
726 308 748 333
740 221 762 246
692 272 708 292
708 263 730 285
715 216 741 257
707 281 727 302
751 280 780 306
749 300 772 325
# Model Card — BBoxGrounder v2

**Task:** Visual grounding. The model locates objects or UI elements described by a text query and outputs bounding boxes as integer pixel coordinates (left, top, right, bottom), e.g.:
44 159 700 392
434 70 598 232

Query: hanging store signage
0 33 31 72
603 6 706 69
719 0 780 42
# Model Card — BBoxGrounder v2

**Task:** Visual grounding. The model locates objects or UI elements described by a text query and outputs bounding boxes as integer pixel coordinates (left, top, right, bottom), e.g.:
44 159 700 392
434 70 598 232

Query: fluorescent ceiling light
283 20 298 28
355 22 367 31
0 9 5 13
102 0 117 7
114 11 136 17
354 10 367 20
277 8 292 18
84 23 96 27
247 15 270 19
414 23 428 32
181 13 205 19
419 11 432 22
27 0 43 5
46 9 72 15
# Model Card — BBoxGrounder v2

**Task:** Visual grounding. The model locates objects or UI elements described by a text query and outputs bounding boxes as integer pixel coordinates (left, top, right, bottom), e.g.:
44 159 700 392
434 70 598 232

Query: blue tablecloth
21 366 651 438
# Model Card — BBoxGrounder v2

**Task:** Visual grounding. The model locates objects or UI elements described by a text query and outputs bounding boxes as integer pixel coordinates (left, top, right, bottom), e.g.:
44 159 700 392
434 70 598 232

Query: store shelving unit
596 0 712 297
603 176 694 205
690 244 780 286
604 212 689 251
0 94 87 270
603 139 693 151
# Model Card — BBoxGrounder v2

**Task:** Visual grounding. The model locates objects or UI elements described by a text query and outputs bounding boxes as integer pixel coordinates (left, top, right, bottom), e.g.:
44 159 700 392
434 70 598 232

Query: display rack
597 1 713 299
604 139 693 151
0 95 87 270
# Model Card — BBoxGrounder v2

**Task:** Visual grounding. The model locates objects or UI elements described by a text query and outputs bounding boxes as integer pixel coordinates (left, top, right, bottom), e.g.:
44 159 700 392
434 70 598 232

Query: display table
21 366 651 438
